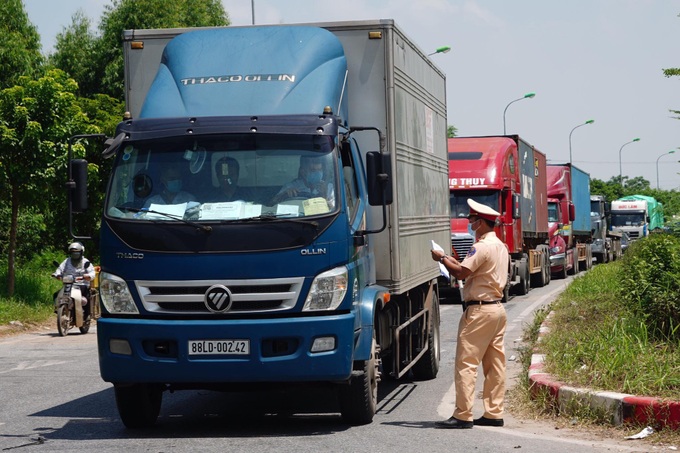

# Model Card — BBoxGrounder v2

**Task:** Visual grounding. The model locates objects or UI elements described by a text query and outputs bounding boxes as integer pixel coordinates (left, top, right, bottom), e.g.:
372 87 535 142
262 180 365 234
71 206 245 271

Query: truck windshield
449 190 499 219
611 212 645 227
105 134 338 222
590 201 602 217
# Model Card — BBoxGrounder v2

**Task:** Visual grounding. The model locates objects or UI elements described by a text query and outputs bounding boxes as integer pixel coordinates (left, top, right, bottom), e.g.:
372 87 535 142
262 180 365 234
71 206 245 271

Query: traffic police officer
431 199 509 429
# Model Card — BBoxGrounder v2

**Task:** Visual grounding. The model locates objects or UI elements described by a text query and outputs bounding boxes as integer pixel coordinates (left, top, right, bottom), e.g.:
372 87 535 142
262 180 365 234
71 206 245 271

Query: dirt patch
0 319 56 338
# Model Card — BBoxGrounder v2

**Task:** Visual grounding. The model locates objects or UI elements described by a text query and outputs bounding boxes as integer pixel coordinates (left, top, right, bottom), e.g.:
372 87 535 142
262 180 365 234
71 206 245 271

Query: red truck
445 136 551 299
547 164 593 278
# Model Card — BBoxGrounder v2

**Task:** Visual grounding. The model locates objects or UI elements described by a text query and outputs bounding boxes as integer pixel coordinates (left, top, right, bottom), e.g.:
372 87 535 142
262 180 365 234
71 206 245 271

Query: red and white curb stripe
528 311 680 429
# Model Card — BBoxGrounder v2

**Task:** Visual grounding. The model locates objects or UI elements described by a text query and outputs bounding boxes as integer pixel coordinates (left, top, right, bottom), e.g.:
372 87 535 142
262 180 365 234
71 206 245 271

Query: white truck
610 196 663 240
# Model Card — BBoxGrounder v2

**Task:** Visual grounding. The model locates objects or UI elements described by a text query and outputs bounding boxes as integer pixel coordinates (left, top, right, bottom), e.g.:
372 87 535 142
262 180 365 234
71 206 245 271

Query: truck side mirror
366 151 393 206
70 159 89 213
102 132 126 159
568 202 576 222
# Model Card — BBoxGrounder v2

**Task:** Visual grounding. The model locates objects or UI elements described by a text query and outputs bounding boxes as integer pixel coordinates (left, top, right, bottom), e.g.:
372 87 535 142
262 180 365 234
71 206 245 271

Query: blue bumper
97 314 356 384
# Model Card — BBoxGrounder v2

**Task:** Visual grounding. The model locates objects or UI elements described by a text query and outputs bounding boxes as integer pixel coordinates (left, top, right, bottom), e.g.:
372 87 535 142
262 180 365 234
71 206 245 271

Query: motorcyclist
53 242 96 320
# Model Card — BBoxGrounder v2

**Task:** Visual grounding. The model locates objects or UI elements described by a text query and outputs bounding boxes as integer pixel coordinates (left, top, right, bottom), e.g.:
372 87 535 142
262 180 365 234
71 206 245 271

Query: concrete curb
528 311 680 429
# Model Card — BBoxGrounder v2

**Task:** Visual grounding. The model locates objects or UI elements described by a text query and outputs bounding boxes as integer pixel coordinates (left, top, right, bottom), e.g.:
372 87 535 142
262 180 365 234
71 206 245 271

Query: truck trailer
611 195 664 240
72 21 450 427
547 164 593 278
446 136 550 298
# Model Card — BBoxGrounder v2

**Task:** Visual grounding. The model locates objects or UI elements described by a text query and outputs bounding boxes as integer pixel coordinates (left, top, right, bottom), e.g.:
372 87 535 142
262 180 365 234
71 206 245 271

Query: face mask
70 252 82 261
305 170 323 185
165 179 182 193
468 219 479 236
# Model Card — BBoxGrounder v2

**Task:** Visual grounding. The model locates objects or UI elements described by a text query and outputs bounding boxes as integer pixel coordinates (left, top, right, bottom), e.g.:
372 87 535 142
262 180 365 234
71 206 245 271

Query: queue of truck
62 19 667 428
442 136 666 299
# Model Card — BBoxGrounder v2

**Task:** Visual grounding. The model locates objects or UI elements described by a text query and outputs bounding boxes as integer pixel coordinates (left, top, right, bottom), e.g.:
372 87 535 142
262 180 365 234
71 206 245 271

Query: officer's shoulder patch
467 246 477 257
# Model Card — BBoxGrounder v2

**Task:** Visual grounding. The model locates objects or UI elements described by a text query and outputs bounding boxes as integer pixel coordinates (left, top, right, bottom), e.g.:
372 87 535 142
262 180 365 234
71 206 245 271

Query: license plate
188 339 250 356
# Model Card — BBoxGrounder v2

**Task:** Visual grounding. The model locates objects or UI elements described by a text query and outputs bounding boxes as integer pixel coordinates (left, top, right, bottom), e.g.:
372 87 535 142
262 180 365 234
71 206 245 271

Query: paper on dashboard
147 202 188 219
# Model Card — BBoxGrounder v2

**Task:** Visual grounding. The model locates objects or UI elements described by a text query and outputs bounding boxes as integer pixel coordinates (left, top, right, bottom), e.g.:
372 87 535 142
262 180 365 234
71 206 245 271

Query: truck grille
134 278 305 314
452 237 475 259
628 231 640 239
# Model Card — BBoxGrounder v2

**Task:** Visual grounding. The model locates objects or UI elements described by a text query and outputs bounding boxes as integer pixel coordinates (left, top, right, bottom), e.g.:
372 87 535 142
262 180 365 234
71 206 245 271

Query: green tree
48 10 99 97
447 125 458 138
94 0 230 99
590 178 621 202
0 0 43 89
0 70 97 296
624 176 651 193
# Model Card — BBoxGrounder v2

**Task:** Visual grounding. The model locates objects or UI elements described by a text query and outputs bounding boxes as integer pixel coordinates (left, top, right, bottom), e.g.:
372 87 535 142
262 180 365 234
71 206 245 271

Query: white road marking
0 360 71 374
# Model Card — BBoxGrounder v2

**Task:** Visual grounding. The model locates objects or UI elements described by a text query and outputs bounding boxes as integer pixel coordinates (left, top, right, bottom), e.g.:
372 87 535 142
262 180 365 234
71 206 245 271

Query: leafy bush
0 249 63 303
619 233 680 339
0 206 47 261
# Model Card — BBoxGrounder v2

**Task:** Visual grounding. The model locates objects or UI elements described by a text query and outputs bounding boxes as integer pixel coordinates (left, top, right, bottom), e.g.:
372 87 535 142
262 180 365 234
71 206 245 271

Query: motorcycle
52 272 91 336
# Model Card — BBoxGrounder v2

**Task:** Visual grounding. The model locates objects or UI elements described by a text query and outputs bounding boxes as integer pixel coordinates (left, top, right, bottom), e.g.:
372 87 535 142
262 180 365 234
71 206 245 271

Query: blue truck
72 21 450 428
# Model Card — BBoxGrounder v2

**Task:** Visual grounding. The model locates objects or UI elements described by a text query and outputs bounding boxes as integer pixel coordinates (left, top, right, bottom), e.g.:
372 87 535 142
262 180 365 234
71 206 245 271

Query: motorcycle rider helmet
68 242 84 261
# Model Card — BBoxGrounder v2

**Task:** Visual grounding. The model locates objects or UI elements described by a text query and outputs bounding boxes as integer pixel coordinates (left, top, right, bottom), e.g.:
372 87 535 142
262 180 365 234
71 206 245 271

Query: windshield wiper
234 213 319 228
116 206 212 233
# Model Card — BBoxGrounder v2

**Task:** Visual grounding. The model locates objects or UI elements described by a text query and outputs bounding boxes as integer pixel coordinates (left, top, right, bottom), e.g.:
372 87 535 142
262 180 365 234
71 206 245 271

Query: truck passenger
206 156 251 202
143 165 196 208
271 155 335 209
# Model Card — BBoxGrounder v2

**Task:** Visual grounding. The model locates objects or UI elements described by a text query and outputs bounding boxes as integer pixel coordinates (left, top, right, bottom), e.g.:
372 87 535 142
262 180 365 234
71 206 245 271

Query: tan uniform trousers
453 302 507 421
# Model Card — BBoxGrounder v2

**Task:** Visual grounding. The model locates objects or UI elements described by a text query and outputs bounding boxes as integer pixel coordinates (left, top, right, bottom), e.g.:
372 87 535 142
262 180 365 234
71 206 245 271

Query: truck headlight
302 266 348 311
99 272 139 314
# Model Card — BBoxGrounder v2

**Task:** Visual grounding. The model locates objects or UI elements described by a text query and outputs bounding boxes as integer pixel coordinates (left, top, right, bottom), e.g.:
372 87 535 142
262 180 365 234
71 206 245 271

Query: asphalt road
0 277 651 452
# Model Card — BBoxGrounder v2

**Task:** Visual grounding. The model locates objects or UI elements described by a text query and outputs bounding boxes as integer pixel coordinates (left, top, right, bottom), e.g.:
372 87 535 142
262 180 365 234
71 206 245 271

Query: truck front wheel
339 333 380 425
114 383 163 429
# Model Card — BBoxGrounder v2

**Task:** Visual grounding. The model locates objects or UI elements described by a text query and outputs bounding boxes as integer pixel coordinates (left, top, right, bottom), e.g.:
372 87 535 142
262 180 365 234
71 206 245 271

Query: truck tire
412 294 440 380
531 246 549 288
568 257 578 275
501 282 511 303
339 333 379 425
594 253 604 265
516 256 530 295
115 383 163 429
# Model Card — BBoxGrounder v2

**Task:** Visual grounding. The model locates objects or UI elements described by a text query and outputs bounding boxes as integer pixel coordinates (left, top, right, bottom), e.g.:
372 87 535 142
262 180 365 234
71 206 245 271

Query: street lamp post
618 138 641 188
427 45 451 56
503 92 535 135
568 119 594 164
656 150 676 189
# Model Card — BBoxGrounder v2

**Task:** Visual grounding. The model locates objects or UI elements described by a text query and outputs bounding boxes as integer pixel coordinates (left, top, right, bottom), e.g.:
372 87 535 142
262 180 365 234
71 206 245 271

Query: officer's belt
462 300 501 311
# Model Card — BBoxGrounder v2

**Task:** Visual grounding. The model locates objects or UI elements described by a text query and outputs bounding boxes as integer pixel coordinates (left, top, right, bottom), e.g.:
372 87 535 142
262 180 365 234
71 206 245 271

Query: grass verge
0 263 60 336
511 257 680 445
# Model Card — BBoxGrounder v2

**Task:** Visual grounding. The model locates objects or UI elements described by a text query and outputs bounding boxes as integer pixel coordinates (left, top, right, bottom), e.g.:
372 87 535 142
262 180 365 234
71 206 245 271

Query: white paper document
431 240 450 280
147 202 188 219
200 202 263 220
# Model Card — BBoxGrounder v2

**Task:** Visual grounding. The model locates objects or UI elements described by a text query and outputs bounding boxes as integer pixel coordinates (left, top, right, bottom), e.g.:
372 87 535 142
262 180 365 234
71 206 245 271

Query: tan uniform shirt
460 231 509 301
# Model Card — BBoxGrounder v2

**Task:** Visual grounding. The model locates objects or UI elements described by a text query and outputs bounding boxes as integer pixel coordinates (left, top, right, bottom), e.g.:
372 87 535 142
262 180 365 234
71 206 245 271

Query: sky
23 0 680 189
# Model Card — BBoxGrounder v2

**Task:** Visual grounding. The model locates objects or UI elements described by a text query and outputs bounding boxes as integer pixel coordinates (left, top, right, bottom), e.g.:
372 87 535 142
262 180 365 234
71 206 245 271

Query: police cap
467 198 500 222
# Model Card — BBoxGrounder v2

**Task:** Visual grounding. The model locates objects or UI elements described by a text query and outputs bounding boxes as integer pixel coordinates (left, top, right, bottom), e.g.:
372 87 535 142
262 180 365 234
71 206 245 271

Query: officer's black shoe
473 416 504 427
434 417 473 429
